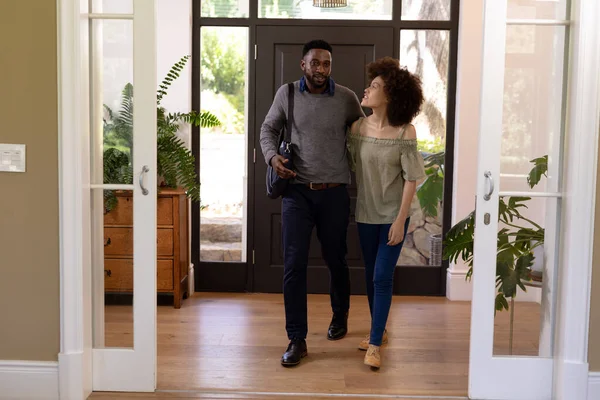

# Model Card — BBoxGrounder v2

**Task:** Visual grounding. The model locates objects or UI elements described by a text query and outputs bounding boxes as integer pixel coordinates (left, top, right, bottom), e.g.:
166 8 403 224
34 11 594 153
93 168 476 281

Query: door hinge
253 148 256 163
254 44 257 60
252 250 255 264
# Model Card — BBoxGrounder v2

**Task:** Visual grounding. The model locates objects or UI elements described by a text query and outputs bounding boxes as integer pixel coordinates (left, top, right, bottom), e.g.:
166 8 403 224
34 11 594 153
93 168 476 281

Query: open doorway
193 0 457 296
91 0 571 397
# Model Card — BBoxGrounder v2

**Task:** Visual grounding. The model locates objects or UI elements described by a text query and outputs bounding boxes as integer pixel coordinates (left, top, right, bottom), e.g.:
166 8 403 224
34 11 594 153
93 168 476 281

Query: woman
347 57 426 369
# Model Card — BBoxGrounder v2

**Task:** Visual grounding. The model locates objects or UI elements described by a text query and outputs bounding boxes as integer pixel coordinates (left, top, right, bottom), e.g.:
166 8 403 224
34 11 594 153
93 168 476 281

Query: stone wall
399 196 443 266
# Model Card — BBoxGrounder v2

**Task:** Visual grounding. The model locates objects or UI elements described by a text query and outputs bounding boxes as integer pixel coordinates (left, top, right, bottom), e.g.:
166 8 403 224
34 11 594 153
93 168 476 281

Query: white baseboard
446 268 542 302
446 269 473 301
0 360 59 400
589 372 600 400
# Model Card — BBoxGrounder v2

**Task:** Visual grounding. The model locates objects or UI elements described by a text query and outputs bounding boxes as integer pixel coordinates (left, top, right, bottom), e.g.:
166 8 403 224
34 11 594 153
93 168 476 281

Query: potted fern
103 55 220 211
443 155 548 312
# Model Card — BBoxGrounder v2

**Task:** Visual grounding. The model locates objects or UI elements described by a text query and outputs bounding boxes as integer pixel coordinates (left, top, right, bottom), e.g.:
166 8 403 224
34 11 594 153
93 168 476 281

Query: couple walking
259 39 426 370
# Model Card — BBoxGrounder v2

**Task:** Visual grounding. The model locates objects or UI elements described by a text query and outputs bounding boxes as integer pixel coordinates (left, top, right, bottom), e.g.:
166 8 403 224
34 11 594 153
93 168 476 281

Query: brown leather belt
306 183 342 190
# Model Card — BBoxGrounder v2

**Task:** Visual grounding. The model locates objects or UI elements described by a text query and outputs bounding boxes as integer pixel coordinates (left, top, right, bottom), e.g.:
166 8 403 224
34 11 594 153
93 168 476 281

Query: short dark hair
302 39 333 58
366 57 424 127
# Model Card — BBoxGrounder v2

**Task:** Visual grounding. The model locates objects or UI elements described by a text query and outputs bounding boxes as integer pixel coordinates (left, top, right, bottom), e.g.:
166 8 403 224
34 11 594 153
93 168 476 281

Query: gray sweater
259 80 365 185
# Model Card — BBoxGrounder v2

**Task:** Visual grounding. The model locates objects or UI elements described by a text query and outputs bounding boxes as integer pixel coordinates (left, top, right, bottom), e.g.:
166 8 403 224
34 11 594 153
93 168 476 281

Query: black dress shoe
327 312 348 340
281 338 307 367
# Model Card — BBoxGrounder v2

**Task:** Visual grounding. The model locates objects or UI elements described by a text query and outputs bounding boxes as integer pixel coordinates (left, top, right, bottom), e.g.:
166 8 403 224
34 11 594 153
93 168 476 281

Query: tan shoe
358 329 388 351
364 344 381 368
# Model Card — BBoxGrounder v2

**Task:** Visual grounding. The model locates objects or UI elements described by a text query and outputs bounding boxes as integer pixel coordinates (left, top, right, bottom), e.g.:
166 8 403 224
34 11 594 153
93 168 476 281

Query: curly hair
366 57 424 127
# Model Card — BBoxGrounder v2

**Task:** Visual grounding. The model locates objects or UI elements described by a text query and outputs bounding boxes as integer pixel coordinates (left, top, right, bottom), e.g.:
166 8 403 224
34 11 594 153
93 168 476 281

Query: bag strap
284 82 294 143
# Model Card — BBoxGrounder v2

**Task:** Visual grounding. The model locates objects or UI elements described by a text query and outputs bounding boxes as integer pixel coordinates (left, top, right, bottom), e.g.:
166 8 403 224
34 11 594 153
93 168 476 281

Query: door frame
56 0 600 399
57 0 158 397
553 0 600 397
191 0 461 296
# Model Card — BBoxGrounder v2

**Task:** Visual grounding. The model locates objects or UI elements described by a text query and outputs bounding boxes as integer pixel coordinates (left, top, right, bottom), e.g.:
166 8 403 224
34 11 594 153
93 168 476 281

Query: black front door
252 26 394 294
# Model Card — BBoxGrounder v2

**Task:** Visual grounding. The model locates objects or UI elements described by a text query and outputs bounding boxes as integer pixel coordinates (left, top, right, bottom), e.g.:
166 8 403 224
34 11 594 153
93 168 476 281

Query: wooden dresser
103 188 189 308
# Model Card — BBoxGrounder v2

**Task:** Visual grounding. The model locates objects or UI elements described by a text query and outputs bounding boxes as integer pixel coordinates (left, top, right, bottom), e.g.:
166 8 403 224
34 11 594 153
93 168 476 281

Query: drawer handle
104 269 112 277
104 238 111 247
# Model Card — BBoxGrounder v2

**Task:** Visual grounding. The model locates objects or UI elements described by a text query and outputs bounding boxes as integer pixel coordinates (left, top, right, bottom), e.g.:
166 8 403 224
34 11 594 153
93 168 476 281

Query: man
260 39 365 367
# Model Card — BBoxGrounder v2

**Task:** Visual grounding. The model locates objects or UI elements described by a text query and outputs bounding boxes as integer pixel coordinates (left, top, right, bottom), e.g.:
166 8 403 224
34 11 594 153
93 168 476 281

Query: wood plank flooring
90 293 541 399
90 394 467 400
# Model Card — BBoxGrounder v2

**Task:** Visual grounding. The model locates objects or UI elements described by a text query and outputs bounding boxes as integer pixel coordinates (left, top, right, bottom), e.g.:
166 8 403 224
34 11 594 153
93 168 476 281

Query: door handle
139 165 150 196
483 171 494 201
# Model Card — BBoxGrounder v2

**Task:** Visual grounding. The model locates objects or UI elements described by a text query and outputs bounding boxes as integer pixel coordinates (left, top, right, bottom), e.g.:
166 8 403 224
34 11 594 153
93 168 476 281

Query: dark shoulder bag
266 82 295 199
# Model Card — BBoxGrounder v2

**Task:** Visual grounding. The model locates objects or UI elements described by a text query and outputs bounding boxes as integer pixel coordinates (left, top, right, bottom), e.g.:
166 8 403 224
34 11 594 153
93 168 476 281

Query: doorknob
483 171 494 201
139 165 150 196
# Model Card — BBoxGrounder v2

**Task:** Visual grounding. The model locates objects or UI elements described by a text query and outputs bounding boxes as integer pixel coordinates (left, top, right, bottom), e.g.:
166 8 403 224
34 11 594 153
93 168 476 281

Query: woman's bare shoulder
350 117 365 135
403 124 417 140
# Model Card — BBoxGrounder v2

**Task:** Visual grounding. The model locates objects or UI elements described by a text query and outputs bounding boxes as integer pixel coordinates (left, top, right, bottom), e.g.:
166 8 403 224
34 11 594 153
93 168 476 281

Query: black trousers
281 184 351 340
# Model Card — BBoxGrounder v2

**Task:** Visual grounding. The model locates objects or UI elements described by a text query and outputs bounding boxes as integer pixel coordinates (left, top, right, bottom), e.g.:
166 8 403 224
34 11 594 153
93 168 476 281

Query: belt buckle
309 182 321 190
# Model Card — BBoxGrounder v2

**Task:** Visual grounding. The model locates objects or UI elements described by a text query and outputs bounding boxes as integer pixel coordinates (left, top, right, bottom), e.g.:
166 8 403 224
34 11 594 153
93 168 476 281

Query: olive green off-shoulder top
347 117 426 224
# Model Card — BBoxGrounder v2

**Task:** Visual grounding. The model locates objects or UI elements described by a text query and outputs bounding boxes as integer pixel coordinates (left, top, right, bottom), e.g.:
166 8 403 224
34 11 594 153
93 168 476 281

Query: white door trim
57 0 92 399
553 0 600 398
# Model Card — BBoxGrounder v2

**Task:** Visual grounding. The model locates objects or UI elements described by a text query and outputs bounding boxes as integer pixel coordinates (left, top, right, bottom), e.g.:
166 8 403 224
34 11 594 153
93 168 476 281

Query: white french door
88 0 157 392
469 0 569 399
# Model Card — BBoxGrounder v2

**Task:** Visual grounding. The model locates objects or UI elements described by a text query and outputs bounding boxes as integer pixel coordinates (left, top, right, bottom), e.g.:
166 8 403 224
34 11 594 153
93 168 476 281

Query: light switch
0 144 26 172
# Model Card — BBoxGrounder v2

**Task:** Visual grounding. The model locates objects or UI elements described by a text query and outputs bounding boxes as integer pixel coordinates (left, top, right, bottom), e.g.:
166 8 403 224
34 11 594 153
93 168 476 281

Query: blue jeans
357 218 410 346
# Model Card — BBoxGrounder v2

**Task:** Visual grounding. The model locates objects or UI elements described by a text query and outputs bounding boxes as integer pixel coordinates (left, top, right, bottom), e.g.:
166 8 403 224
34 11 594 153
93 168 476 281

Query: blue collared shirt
299 76 336 96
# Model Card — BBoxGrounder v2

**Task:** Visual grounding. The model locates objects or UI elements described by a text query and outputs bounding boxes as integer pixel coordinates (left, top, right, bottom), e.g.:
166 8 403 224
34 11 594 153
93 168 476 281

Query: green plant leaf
442 211 475 265
527 155 548 189
416 151 445 218
167 111 221 128
157 132 201 202
444 155 548 313
417 170 444 217
102 55 222 213
498 252 533 298
157 55 191 105
423 151 445 170
495 293 509 313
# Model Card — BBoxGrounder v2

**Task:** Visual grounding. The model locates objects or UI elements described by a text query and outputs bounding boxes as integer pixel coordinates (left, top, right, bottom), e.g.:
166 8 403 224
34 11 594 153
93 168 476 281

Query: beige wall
590 129 600 372
0 1 59 361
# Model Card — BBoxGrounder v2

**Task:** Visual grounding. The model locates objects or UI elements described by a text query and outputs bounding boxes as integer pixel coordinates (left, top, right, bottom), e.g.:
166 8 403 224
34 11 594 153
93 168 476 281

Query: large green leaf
498 252 533 298
423 151 445 170
495 293 509 312
527 155 548 189
416 151 445 218
442 211 475 265
417 170 444 217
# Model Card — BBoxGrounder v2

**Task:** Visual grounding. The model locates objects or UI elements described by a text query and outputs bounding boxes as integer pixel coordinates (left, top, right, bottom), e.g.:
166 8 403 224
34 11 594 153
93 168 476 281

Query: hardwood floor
90 394 468 400
91 293 541 399
90 394 467 400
